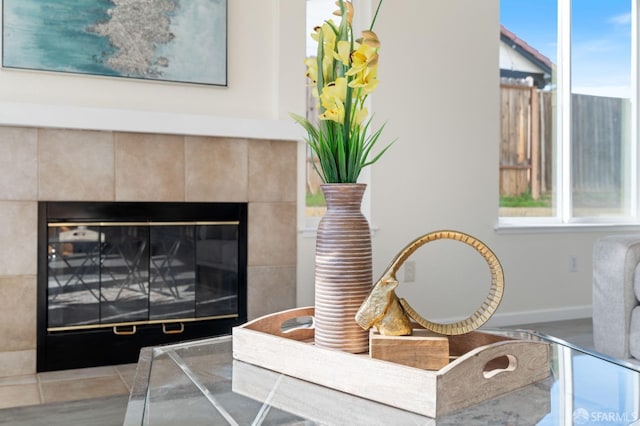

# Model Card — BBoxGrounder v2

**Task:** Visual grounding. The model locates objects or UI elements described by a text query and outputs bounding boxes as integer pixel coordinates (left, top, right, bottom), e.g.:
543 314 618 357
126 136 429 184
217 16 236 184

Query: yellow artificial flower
319 102 345 124
320 77 347 109
312 21 337 82
320 21 337 52
346 43 379 76
348 66 379 95
304 58 318 84
305 58 320 99
333 1 353 24
319 78 348 124
335 41 351 66
310 20 336 44
311 26 320 42
353 107 369 125
357 30 381 48
310 21 337 74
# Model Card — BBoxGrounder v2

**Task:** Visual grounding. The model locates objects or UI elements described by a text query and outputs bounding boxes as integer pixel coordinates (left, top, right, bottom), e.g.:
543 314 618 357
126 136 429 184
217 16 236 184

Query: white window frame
497 0 640 232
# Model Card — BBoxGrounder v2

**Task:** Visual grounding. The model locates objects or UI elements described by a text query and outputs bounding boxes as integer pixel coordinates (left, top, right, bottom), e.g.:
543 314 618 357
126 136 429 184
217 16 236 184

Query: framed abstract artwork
2 0 227 86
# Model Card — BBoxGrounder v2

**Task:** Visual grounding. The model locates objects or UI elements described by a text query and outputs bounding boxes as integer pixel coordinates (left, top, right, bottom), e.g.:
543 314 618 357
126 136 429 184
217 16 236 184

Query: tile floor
0 363 137 410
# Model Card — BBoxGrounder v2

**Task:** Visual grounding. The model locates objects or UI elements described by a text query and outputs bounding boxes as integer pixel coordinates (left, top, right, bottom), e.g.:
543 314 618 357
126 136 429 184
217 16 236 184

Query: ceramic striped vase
314 183 372 353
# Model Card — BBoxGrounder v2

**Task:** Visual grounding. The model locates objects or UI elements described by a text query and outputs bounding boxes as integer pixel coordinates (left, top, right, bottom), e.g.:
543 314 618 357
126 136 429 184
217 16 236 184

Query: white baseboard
484 305 592 327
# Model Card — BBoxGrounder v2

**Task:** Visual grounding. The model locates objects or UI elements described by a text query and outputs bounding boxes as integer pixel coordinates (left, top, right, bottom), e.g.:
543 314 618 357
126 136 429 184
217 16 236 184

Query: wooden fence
501 83 540 198
500 84 628 200
571 94 626 196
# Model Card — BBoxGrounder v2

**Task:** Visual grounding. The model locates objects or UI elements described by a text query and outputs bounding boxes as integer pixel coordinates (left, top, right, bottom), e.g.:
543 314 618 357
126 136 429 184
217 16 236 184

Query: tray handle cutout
241 307 316 341
483 354 517 379
281 316 314 334
440 340 550 391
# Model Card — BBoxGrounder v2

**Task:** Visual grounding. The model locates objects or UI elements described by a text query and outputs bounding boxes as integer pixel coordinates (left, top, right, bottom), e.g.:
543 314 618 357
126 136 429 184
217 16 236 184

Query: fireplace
37 201 247 372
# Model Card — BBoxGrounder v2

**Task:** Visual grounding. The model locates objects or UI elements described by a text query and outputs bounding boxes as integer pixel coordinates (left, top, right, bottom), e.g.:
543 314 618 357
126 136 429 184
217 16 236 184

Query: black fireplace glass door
47 225 104 328
47 225 154 328
46 220 241 329
195 224 239 317
100 226 150 323
148 225 196 320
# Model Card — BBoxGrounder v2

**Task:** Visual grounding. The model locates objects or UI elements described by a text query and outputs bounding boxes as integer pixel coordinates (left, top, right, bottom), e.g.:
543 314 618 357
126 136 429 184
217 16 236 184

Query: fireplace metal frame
37 201 248 372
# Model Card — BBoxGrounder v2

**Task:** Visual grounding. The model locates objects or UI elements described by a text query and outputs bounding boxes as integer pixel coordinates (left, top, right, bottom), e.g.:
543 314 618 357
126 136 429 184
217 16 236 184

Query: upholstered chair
593 234 640 360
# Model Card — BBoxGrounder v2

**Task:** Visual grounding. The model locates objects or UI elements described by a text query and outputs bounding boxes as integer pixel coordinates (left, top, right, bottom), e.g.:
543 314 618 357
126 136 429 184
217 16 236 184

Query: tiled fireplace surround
0 125 297 378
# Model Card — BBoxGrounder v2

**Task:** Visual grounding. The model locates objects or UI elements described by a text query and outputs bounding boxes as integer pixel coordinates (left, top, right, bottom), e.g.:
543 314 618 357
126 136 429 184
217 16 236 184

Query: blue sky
501 0 632 97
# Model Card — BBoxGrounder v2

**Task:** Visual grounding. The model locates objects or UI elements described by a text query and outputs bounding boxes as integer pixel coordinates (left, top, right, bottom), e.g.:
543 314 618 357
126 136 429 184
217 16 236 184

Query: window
303 0 333 223
499 0 635 224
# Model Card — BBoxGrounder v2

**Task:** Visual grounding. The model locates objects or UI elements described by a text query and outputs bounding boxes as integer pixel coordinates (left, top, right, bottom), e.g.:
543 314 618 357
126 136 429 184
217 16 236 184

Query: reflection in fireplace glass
48 225 104 327
47 223 239 329
195 225 238 317
101 226 150 323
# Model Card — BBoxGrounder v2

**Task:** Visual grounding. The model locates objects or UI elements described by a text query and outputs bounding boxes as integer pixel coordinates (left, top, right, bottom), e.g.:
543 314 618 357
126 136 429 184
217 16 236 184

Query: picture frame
2 0 227 86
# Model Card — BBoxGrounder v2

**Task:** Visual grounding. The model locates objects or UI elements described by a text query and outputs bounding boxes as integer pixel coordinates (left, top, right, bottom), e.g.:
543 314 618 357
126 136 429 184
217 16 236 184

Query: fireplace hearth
37 201 247 372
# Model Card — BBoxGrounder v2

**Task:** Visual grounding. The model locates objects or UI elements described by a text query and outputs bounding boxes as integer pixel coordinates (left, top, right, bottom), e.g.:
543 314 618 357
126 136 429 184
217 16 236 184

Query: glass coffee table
123 330 640 425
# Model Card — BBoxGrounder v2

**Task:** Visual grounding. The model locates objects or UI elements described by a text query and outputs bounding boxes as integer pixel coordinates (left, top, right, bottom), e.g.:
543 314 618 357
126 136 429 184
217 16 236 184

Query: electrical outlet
568 256 577 273
404 261 416 282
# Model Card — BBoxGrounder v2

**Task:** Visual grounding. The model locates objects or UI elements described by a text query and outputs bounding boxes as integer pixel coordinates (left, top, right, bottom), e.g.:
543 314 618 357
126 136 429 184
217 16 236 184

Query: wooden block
370 329 450 370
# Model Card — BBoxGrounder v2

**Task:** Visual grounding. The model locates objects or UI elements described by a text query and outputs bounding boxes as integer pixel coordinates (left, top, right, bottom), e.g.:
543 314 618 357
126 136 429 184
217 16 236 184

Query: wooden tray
232 307 550 417
232 359 551 424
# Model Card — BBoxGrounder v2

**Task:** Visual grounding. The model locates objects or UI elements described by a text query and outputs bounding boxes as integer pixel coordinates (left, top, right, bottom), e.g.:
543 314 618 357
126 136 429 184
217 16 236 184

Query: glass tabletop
123 330 640 425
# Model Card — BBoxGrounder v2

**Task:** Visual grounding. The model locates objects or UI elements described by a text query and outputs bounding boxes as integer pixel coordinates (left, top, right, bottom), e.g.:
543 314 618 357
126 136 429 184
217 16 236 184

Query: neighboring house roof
500 25 554 88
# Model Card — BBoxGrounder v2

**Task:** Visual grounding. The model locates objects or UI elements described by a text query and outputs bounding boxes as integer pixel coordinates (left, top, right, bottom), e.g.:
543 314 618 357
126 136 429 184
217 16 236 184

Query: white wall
0 0 626 326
